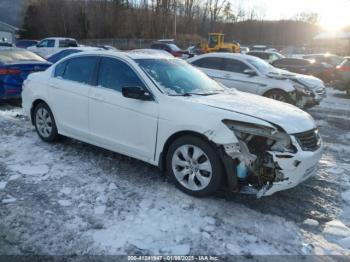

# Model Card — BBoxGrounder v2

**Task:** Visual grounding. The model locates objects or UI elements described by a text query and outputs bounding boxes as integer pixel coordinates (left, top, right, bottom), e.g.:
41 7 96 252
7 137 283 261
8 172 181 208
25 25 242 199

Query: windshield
0 49 46 64
246 57 279 75
168 44 181 51
136 59 224 95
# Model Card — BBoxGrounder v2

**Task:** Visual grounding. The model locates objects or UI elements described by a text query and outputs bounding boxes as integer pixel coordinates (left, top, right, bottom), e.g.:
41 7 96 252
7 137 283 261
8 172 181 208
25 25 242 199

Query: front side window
38 40 55 48
137 58 224 95
61 56 97 84
97 57 144 92
191 57 222 70
222 58 250 73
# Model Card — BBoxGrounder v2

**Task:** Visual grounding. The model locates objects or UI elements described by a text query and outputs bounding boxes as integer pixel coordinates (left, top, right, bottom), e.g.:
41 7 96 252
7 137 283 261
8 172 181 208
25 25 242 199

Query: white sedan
22 51 323 197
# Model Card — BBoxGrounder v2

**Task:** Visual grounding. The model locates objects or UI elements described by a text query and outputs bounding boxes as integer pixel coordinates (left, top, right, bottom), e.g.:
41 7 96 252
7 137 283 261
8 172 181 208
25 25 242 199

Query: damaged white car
22 51 323 197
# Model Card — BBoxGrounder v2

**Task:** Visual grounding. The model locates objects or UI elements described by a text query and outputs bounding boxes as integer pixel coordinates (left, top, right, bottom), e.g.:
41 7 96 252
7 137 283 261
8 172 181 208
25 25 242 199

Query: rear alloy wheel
166 136 223 197
34 103 59 142
264 90 290 103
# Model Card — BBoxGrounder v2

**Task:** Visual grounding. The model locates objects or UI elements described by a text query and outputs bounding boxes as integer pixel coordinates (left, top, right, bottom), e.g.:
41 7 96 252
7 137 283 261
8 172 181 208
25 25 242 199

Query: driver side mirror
243 69 257 77
122 86 153 101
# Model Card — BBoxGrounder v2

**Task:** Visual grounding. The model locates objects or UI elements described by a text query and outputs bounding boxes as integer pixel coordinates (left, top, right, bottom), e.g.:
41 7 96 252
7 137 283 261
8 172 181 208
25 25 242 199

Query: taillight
0 68 21 75
336 65 350 72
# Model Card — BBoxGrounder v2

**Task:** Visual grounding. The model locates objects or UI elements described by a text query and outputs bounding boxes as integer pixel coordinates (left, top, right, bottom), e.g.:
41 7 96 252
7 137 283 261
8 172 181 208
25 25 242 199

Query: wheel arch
30 99 49 125
158 130 217 172
262 88 289 97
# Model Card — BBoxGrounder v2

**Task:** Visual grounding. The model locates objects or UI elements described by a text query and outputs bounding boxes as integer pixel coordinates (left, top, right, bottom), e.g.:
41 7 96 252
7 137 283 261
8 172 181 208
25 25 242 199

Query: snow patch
303 219 319 227
0 181 7 190
108 183 117 190
341 190 350 205
161 244 191 254
94 205 106 215
338 237 350 249
60 187 72 195
58 200 72 207
2 196 17 204
9 164 50 175
9 174 21 180
323 220 350 239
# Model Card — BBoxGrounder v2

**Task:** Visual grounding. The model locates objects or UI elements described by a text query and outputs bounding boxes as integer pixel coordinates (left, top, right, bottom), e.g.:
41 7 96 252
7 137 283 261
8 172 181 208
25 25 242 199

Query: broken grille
294 129 320 152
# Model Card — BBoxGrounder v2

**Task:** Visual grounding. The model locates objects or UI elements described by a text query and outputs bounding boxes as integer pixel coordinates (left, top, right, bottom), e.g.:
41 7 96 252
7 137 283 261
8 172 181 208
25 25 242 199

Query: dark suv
150 42 186 58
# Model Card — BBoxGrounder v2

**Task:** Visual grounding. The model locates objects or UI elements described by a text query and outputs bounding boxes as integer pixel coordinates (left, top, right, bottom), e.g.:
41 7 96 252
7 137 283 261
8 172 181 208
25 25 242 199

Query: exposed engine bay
222 120 305 197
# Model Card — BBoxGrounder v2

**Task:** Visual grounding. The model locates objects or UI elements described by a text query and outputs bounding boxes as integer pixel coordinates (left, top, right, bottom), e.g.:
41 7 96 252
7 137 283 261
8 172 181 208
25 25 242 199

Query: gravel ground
0 88 350 256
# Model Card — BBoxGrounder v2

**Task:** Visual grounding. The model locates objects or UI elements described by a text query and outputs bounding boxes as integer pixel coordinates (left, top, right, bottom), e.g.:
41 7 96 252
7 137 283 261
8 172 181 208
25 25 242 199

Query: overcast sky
235 0 350 30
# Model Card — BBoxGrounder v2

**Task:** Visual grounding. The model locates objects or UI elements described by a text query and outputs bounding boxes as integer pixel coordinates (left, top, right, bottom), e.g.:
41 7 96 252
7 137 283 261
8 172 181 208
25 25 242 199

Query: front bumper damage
296 87 327 109
259 136 323 196
220 126 323 198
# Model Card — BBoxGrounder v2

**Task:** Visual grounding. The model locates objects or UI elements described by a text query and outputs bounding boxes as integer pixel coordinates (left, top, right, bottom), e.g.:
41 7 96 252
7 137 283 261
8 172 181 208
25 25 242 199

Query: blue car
0 49 51 100
15 39 38 49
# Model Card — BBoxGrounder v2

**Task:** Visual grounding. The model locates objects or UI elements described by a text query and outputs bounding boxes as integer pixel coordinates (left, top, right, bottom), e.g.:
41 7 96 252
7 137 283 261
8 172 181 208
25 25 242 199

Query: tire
165 135 223 197
264 89 291 103
33 102 59 142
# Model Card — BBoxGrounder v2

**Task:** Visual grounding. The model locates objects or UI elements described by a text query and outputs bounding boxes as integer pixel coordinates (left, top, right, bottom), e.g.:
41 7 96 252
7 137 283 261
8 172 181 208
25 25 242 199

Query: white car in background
128 49 174 58
27 37 78 58
22 51 322 198
247 51 284 63
188 53 325 108
188 53 296 103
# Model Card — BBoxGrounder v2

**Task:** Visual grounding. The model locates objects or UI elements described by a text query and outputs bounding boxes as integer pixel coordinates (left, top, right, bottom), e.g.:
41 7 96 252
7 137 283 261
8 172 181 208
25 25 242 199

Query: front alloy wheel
264 90 290 103
166 135 223 197
172 145 212 191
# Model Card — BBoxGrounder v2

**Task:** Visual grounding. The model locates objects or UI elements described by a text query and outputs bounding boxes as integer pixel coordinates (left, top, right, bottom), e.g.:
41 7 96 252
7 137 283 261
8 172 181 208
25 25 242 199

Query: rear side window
61 56 98 84
59 40 78 48
191 57 222 70
222 58 250 73
50 49 80 63
97 57 144 92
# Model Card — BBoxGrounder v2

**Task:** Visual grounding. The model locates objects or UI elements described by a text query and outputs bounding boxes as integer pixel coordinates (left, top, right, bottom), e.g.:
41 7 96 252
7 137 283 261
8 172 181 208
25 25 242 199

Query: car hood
189 91 316 134
267 69 324 89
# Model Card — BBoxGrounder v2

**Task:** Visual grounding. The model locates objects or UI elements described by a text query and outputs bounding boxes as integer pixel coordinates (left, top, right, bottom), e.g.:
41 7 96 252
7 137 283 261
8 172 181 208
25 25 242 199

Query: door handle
224 74 231 78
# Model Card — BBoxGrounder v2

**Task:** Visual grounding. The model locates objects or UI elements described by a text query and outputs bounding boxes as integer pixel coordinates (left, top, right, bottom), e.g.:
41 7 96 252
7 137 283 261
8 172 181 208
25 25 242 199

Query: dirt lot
0 88 350 256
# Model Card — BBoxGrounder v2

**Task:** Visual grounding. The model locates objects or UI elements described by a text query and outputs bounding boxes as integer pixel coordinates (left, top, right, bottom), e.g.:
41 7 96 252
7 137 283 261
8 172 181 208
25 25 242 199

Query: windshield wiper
169 91 222 96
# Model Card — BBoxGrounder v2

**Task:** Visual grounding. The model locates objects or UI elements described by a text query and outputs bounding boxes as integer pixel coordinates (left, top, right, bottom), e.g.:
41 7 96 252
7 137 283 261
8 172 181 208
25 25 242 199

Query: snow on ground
0 88 350 256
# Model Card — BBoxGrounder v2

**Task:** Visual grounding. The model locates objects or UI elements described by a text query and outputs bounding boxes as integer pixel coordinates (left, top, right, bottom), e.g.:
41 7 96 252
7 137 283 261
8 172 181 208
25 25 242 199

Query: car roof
189 52 254 61
43 37 77 41
63 50 174 61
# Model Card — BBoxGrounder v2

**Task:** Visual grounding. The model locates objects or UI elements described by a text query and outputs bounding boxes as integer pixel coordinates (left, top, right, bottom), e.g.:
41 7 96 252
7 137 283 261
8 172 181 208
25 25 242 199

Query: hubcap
35 107 53 138
268 93 286 102
171 145 212 191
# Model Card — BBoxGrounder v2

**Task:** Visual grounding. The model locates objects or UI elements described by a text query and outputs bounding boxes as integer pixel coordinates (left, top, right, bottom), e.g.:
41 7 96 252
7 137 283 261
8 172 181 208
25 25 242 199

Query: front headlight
223 120 296 153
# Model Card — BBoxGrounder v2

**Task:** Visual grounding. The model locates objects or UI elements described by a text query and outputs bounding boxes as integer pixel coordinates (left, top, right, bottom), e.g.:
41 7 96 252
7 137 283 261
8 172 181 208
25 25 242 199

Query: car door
190 57 224 82
48 56 98 139
220 58 260 94
35 39 55 57
89 57 158 162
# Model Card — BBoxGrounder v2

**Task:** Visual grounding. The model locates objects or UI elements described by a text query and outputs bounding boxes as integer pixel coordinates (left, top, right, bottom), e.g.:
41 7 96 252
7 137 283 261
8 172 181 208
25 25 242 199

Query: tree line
22 0 320 46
